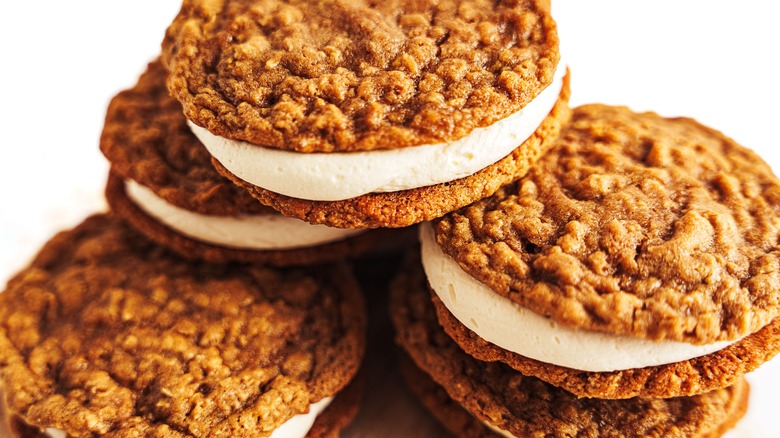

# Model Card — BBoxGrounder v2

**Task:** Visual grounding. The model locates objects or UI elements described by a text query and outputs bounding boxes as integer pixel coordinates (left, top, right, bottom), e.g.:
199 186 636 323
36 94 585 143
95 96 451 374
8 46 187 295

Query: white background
0 1 778 436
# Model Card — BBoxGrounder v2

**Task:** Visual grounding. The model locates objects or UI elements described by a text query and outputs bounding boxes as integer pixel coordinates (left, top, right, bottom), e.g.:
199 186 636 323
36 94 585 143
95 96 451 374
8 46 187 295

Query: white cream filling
45 429 67 438
125 180 364 250
484 421 516 438
419 223 738 373
190 66 566 202
44 398 333 438
268 397 332 438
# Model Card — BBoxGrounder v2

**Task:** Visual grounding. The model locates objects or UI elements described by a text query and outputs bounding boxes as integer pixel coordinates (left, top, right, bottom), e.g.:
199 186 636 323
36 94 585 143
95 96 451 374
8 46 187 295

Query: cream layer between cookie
125 180 364 250
485 421 515 438
42 397 332 438
419 224 738 373
190 66 566 202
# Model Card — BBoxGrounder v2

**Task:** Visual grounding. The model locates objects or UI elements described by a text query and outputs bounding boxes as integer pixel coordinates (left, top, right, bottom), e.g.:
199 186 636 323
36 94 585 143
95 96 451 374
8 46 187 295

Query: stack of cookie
2 0 778 437
1 0 570 436
391 105 780 436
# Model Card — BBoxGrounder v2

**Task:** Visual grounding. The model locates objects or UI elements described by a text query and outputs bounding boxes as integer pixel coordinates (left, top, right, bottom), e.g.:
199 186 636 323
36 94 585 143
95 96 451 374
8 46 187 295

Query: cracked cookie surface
434 105 780 344
0 214 365 437
162 0 559 152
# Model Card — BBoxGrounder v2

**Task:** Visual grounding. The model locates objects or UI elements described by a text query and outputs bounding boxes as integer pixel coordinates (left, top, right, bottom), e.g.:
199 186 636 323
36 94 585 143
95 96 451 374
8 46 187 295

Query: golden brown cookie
434 104 780 344
162 0 560 153
214 76 571 229
102 60 407 264
0 214 365 437
390 261 749 437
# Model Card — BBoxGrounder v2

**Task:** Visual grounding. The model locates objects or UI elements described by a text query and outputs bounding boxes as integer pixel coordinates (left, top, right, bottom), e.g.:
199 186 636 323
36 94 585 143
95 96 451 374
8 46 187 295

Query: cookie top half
434 104 780 344
0 214 365 436
101 59 269 216
162 0 559 152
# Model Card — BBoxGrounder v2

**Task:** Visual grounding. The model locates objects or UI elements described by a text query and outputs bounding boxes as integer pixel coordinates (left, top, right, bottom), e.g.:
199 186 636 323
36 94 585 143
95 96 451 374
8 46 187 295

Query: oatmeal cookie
0 214 365 437
162 0 560 152
434 105 780 344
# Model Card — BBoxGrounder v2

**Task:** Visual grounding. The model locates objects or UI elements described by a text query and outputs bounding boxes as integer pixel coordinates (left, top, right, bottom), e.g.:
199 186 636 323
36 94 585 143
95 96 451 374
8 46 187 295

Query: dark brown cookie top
162 0 559 153
434 104 780 344
0 214 365 437
100 59 270 216
216 77 571 228
390 259 750 437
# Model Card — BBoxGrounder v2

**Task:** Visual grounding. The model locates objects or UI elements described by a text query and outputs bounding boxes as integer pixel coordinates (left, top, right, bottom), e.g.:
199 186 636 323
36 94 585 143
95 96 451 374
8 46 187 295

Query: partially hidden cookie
162 0 571 228
391 259 750 437
101 60 407 265
2 376 364 438
0 214 365 437
423 104 780 398
3 375 364 438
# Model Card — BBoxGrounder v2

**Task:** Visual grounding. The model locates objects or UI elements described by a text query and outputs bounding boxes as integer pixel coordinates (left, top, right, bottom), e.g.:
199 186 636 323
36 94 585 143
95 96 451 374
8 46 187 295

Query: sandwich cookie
424 105 780 399
0 214 365 437
390 260 750 437
101 60 400 266
162 0 571 228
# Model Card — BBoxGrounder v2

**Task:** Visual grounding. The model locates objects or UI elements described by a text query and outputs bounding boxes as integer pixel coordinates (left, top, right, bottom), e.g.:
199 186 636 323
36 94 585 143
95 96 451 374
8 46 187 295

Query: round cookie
162 0 571 229
162 0 560 153
101 60 403 264
390 259 750 437
433 104 780 344
100 60 267 217
0 214 365 437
